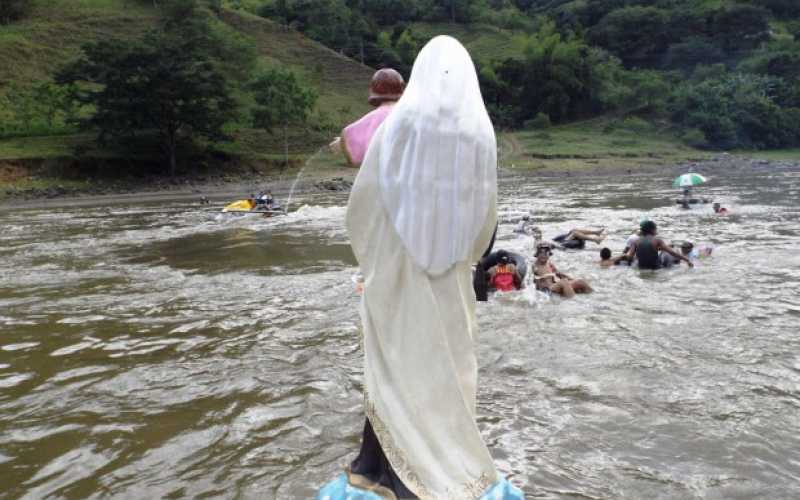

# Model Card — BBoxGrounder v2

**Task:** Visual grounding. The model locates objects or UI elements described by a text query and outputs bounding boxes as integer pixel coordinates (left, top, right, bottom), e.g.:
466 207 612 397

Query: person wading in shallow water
329 68 405 168
625 220 694 270
319 36 523 500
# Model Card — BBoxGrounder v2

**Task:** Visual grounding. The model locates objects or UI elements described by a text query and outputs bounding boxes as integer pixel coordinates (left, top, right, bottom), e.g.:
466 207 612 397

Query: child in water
329 68 405 167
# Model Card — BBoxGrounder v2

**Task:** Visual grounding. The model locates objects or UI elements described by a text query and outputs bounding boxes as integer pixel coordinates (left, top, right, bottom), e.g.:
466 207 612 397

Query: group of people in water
480 215 719 299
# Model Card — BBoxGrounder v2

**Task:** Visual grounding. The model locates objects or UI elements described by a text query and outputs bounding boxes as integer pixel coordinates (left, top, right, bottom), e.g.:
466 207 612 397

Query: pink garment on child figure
341 103 395 167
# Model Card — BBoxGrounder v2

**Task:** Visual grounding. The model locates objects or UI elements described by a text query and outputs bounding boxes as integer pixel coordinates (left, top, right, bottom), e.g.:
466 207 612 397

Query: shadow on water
117 228 357 275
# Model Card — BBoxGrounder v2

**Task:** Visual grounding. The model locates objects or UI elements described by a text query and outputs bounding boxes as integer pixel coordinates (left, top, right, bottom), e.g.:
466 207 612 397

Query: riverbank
2 152 799 211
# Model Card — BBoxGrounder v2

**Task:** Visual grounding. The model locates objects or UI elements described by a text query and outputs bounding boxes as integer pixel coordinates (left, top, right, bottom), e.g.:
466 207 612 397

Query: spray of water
284 146 328 214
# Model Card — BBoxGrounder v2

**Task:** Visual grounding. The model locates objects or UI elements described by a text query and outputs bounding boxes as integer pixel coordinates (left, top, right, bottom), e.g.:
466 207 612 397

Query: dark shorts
553 233 585 249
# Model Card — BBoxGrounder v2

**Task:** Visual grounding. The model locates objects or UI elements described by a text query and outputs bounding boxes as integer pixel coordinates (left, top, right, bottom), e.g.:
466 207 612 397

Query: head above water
535 242 552 259
640 220 657 236
680 241 694 255
368 68 405 107
496 250 510 265
713 202 721 211
600 247 612 260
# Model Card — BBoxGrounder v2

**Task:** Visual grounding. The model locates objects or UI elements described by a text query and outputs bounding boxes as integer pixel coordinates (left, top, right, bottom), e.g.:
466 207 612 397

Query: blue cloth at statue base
316 472 524 499
317 473 383 500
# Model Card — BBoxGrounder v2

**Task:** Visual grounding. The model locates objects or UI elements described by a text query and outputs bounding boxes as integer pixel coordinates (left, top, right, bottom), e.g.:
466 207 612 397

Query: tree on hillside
588 6 671 67
421 0 475 23
713 5 771 53
249 68 318 167
747 0 800 18
669 73 800 149
56 5 246 175
0 0 31 24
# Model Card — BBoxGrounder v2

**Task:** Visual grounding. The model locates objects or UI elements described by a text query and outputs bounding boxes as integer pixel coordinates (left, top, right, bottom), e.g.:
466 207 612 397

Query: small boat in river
221 198 286 216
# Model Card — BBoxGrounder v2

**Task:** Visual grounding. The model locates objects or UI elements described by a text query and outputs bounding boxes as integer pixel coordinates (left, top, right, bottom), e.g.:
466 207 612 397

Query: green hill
0 0 374 162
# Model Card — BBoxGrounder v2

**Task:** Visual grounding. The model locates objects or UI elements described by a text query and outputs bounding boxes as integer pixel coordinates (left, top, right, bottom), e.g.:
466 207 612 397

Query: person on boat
533 243 593 298
262 190 275 209
552 227 606 249
254 191 265 209
625 220 694 270
713 202 729 215
487 250 523 291
329 68 405 167
599 247 627 267
323 36 522 500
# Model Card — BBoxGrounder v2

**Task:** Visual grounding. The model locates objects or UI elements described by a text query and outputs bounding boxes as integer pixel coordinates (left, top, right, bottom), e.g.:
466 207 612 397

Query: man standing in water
319 36 522 499
329 68 405 167
625 220 694 269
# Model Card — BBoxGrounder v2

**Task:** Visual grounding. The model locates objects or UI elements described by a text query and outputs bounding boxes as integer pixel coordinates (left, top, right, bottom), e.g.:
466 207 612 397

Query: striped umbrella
673 173 708 188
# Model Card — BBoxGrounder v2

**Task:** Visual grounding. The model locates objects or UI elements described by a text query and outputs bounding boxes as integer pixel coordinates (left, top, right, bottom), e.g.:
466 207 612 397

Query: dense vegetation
249 0 800 150
1 0 799 177
0 0 30 25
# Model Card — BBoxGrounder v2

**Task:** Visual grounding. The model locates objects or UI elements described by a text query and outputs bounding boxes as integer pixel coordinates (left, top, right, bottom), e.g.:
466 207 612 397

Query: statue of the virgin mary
319 36 523 500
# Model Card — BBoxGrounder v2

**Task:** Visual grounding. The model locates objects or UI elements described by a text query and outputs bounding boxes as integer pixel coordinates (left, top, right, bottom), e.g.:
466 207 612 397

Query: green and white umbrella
673 173 708 188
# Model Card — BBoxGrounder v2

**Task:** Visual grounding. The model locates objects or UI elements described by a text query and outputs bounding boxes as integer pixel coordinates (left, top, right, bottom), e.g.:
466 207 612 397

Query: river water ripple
1 171 799 499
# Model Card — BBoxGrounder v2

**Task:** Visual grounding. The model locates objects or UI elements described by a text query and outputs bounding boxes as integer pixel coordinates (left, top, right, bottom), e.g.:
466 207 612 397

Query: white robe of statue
345 35 499 499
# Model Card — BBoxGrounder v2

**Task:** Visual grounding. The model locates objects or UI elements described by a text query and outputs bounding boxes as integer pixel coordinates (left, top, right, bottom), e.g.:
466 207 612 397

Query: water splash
284 146 328 214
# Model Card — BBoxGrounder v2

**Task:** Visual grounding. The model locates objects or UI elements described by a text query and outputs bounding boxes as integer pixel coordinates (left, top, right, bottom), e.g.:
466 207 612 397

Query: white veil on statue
345 35 504 499
378 35 497 276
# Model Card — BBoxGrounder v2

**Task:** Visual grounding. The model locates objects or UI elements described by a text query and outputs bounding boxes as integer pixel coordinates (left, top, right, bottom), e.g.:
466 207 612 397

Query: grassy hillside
0 0 374 163
500 119 710 172
0 1 158 88
408 22 523 64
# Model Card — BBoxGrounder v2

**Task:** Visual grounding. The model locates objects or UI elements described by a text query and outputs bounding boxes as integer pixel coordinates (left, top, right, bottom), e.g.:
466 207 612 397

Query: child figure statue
330 68 405 167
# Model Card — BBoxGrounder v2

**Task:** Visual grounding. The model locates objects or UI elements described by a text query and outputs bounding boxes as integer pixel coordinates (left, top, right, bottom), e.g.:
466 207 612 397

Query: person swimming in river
625 220 694 270
329 68 405 167
551 227 607 249
513 215 540 237
533 243 593 298
599 247 628 267
486 250 523 292
713 202 729 215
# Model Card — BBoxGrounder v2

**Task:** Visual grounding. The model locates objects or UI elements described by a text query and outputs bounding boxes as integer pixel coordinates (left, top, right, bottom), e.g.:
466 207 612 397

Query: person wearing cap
329 68 405 167
486 250 523 292
625 220 694 270
533 243 593 298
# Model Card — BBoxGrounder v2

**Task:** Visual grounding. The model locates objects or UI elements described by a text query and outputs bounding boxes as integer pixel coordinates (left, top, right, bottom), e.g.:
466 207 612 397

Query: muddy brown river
1 170 799 499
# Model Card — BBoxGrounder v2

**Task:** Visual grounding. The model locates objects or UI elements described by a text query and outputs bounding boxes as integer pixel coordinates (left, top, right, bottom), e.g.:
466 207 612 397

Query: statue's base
317 471 524 499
